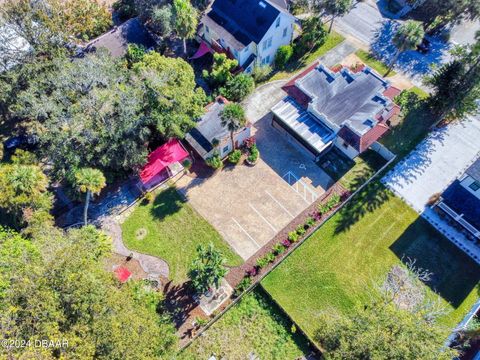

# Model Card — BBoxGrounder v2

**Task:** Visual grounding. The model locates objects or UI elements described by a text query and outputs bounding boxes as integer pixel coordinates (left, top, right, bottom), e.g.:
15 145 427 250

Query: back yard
182 288 311 359
121 187 243 283
261 181 480 339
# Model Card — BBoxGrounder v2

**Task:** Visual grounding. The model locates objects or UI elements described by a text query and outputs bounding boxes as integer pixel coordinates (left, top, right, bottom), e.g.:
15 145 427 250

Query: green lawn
355 49 396 77
380 87 433 158
182 288 310 360
269 31 345 82
121 187 242 283
262 182 480 339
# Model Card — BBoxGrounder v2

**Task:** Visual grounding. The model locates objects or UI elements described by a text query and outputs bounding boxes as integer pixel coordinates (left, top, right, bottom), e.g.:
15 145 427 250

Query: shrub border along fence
180 149 397 354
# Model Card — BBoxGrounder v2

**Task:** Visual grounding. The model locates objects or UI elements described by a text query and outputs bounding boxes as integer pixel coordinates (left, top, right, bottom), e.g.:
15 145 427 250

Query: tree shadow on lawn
149 187 184 220
390 217 480 308
334 181 392 234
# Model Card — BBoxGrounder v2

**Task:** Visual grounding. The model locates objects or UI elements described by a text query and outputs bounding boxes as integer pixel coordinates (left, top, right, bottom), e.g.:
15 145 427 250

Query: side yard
121 186 243 283
261 181 480 338
181 288 311 359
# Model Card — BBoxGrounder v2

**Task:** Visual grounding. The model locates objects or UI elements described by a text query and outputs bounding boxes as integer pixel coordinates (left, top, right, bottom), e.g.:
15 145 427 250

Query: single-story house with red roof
271 62 401 160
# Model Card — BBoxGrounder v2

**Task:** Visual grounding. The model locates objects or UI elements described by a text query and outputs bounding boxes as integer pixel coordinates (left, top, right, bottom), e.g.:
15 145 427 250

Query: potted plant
246 144 259 166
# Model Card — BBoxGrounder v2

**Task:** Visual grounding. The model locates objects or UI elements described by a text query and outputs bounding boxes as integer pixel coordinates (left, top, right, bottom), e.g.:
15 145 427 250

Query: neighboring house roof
442 180 480 230
295 64 390 135
186 97 248 157
85 18 155 58
202 0 281 50
466 158 480 182
280 63 398 153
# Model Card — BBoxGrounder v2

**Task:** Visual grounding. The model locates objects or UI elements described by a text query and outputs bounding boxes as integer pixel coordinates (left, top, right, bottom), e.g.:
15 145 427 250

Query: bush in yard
203 53 238 88
252 65 273 82
273 243 286 255
265 252 276 263
228 149 242 164
295 17 327 56
247 144 259 164
246 267 258 277
296 224 306 236
220 74 255 101
281 239 291 247
275 45 294 69
182 158 192 171
256 256 270 269
288 231 299 243
126 44 147 66
206 154 223 169
243 136 256 151
304 216 315 228
234 276 252 297
318 192 341 214
143 192 154 204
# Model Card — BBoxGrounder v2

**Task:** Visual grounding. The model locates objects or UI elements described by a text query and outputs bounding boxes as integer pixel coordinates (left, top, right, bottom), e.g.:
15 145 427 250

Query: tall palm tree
317 0 353 33
173 0 198 55
385 20 425 76
74 168 106 226
219 103 246 152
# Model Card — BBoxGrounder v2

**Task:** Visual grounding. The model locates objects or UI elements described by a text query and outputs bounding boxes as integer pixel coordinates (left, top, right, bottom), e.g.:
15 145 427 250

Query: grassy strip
269 31 345 82
355 49 396 77
121 187 243 283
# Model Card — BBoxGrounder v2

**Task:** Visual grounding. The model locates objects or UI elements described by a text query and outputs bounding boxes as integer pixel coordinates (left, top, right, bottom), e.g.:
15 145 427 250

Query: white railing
283 171 319 203
437 201 480 239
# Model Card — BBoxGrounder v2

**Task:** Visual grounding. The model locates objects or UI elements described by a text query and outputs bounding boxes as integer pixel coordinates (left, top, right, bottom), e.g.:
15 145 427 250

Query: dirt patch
104 253 148 281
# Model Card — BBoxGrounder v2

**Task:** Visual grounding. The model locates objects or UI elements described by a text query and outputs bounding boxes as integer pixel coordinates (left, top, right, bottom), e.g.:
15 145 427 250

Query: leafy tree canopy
314 300 457 360
15 50 151 179
220 73 255 102
134 51 206 138
0 225 177 359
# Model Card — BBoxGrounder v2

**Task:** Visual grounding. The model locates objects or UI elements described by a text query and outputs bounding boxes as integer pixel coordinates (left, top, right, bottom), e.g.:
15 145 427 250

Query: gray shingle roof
86 18 155 58
296 65 390 135
466 158 480 182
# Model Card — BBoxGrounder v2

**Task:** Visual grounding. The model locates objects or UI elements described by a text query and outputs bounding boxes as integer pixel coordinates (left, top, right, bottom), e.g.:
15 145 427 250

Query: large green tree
314 301 457 360
385 20 424 76
15 50 152 179
134 51 206 138
426 34 480 121
417 0 480 30
315 0 352 33
188 243 228 294
0 225 177 359
172 0 198 55
0 162 52 228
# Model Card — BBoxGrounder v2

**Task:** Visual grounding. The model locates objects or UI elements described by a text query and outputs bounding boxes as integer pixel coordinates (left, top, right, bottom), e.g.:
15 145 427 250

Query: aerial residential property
1 0 479 359
198 0 295 71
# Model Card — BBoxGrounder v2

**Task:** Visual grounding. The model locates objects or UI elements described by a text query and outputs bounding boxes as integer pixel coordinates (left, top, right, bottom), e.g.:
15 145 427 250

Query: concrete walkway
101 216 170 279
382 116 480 263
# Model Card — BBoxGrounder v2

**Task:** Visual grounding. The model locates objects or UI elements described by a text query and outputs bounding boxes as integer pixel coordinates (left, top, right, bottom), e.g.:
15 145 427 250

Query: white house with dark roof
271 62 401 160
436 158 480 240
198 0 295 72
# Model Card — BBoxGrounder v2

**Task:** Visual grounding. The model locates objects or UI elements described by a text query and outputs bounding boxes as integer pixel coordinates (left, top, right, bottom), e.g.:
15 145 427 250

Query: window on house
265 55 270 63
469 180 480 191
283 27 288 37
268 37 272 48
243 46 249 53
222 145 230 153
234 49 238 58
342 141 349 149
206 26 209 33
276 17 280 28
